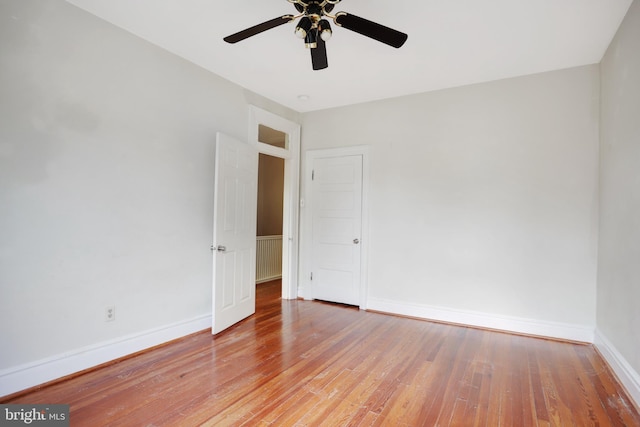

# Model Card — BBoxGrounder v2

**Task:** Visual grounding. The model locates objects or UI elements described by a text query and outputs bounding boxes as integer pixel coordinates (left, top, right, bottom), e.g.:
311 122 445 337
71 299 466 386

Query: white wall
301 65 600 339
0 0 298 395
598 0 640 403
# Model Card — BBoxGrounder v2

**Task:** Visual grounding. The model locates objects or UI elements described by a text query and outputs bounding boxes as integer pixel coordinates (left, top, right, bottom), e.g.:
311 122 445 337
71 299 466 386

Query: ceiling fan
223 0 408 70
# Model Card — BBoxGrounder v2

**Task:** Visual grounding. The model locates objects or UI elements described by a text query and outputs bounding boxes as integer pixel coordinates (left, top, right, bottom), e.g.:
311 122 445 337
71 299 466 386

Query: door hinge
312 170 314 180
310 272 313 281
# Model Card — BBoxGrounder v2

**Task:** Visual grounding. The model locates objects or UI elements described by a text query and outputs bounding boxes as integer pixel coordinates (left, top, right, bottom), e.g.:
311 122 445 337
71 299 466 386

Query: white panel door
311 155 363 306
212 133 258 334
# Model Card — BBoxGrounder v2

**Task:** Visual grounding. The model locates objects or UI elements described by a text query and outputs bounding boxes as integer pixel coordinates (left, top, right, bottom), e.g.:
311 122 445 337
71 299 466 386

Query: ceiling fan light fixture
295 16 312 39
318 19 332 41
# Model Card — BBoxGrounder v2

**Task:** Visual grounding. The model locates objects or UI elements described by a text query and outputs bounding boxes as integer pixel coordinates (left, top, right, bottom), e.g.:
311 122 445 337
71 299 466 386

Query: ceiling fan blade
334 13 408 48
310 37 328 70
224 15 295 44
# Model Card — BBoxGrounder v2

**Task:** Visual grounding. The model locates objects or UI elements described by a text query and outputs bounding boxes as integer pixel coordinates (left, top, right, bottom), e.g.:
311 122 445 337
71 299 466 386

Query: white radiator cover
256 235 282 283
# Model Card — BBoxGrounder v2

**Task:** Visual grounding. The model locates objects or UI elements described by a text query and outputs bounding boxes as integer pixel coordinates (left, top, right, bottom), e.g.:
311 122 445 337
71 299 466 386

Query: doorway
249 106 300 300
256 152 284 284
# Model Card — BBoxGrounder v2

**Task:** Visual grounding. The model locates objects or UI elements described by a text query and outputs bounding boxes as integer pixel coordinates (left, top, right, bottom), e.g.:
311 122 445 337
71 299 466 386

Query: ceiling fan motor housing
294 1 335 21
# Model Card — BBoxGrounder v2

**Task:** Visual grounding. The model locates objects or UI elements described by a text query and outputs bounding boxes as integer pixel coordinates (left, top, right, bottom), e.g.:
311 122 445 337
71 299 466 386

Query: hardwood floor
4 280 639 426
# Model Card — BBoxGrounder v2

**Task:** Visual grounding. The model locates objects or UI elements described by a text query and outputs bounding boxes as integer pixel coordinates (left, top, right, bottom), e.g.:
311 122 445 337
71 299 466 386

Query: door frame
248 106 300 300
302 146 370 309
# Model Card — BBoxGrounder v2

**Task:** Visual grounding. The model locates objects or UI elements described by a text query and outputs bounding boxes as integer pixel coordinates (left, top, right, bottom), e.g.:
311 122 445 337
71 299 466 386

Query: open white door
212 133 258 334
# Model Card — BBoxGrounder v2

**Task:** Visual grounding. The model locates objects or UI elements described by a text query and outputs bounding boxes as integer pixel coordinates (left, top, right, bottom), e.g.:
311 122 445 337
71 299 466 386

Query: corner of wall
594 329 640 410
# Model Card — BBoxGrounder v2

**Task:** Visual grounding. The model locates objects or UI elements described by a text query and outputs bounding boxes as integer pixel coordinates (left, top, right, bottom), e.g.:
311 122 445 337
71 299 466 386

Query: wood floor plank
3 280 639 426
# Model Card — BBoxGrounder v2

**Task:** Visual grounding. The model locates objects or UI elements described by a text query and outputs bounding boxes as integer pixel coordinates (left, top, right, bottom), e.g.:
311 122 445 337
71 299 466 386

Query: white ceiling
65 0 632 113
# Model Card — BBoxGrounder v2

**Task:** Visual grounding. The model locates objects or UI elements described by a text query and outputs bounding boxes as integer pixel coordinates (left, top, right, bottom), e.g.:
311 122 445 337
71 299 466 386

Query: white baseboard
594 329 640 409
367 297 594 343
0 314 212 398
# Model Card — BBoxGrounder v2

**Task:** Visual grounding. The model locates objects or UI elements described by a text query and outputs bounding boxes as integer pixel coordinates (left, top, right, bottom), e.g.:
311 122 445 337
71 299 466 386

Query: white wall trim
0 314 212 398
367 297 594 343
595 329 640 409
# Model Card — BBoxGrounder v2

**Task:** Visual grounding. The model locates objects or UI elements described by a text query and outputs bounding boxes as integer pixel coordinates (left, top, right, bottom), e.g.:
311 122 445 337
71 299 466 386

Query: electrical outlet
105 306 115 322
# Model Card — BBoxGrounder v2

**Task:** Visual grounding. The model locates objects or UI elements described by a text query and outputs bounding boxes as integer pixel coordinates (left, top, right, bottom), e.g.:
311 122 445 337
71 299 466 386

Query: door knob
353 238 360 244
216 245 227 252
